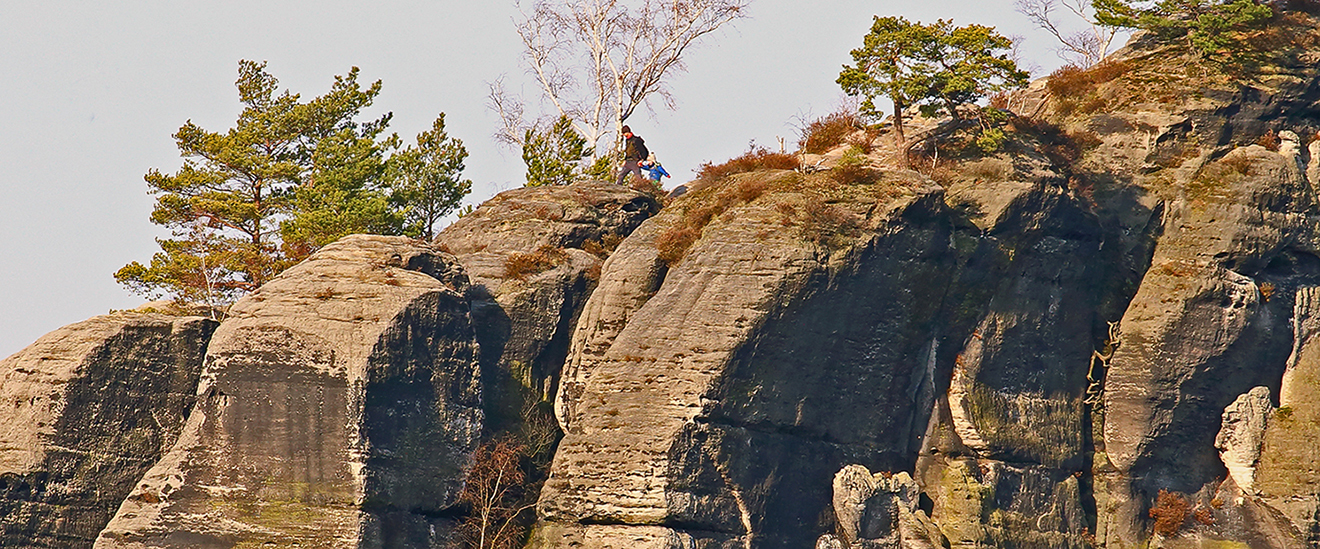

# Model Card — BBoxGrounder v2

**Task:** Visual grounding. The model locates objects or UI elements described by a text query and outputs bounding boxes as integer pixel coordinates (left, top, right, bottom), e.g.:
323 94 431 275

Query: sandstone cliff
13 15 1320 549
436 182 659 436
95 236 480 548
0 312 215 549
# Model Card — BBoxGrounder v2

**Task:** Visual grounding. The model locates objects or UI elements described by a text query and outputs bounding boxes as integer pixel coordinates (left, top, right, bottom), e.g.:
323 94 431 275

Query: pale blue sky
0 1 1096 357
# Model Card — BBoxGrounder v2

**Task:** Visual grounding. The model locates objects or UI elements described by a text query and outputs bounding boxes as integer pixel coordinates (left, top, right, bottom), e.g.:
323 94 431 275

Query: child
641 153 670 183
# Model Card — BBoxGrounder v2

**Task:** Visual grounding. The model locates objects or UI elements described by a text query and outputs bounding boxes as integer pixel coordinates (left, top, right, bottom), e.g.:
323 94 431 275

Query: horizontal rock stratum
0 312 215 549
17 14 1320 549
94 235 481 548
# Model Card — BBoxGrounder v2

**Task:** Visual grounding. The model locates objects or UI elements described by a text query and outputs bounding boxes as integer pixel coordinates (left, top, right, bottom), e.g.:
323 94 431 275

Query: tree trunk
892 100 908 168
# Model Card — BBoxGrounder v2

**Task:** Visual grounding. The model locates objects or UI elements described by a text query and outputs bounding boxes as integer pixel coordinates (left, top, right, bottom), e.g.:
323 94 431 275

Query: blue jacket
644 163 670 181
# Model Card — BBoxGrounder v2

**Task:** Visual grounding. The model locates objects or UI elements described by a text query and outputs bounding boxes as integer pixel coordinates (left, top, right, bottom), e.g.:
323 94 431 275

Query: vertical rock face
0 312 216 549
538 172 958 549
94 235 480 549
437 182 659 432
533 166 1123 549
1257 286 1320 544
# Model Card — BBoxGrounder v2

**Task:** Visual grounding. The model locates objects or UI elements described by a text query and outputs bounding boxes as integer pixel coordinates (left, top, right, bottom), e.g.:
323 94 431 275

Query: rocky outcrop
1256 286 1320 544
537 171 958 548
532 154 1130 548
437 182 659 434
0 312 215 549
1215 386 1274 494
94 235 480 548
824 465 946 549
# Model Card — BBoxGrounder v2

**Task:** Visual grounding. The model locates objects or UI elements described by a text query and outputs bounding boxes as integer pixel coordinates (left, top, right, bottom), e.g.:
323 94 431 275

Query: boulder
0 312 215 549
94 235 480 548
1214 386 1274 494
829 465 947 549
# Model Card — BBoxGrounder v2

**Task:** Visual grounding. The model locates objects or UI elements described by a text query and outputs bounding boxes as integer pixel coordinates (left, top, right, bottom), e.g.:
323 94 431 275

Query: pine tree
522 116 592 187
117 60 465 305
837 17 1028 165
389 114 473 240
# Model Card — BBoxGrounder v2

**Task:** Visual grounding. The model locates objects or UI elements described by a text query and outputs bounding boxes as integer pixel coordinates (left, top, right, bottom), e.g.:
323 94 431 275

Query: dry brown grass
830 163 880 186
504 245 568 281
1047 61 1131 117
1256 129 1281 151
696 145 800 182
799 197 860 246
655 226 702 265
799 111 861 154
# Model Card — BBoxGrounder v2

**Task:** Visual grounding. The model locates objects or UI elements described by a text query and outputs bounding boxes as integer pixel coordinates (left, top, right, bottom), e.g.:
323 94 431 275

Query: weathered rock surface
0 313 216 549
538 171 958 548
94 235 480 548
1256 286 1320 544
825 465 946 549
1215 386 1274 494
533 159 1126 548
437 182 659 433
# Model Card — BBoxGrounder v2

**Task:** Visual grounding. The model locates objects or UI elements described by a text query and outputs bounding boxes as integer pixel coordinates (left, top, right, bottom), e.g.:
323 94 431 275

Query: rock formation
0 312 216 549
15 14 1320 549
94 235 480 548
437 182 659 434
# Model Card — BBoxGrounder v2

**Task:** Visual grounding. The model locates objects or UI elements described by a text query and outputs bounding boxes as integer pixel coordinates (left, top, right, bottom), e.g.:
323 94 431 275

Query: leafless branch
495 0 749 162
1015 0 1117 67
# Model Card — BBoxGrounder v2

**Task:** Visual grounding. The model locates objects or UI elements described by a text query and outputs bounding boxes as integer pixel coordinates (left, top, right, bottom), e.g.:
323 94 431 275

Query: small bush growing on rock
504 245 568 280
1149 489 1190 536
800 111 861 154
581 233 623 259
1256 129 1281 151
846 127 880 154
1047 61 1130 116
695 145 800 182
830 149 880 185
656 226 702 265
1260 282 1276 302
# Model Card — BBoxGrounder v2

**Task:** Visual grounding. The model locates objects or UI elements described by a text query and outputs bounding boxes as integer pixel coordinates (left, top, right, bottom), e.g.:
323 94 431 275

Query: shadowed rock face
537 171 1045 549
0 313 216 549
438 182 660 434
93 235 480 549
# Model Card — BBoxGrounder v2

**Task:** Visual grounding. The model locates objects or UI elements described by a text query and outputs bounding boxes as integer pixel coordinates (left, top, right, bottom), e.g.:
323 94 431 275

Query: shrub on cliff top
799 111 861 154
695 145 800 183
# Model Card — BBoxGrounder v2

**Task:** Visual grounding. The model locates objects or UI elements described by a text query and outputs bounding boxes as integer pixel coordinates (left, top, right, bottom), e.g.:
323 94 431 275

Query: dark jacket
623 135 648 161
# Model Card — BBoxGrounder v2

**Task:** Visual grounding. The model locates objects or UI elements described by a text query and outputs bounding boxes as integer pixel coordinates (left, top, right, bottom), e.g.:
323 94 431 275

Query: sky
0 1 1096 358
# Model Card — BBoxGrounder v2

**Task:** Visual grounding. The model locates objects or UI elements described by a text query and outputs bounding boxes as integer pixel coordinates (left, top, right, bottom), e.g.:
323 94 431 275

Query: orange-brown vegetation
657 175 779 265
695 145 799 182
456 437 534 549
1149 489 1190 536
504 245 568 280
800 111 862 154
581 233 623 259
1047 61 1130 117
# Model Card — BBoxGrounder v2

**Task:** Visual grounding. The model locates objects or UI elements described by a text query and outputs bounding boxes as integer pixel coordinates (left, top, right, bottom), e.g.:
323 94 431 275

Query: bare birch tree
1015 0 1118 67
491 0 749 164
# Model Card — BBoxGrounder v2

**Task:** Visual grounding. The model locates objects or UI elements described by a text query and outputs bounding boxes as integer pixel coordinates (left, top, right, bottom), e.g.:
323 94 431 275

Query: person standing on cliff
615 125 648 186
